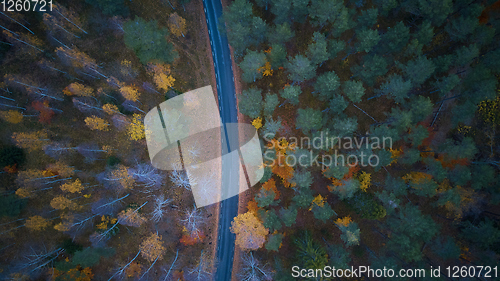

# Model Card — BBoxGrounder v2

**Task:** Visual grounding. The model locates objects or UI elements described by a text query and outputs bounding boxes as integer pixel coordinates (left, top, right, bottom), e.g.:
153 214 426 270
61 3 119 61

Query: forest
0 0 221 280
0 0 499 280
223 0 500 280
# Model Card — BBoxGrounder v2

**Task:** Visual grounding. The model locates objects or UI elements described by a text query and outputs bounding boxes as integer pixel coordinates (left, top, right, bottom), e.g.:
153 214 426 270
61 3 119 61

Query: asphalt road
201 0 239 280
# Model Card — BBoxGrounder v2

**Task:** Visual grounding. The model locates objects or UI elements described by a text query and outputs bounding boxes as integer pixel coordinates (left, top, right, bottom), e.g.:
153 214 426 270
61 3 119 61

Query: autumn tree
51 196 78 210
25 215 50 231
60 179 84 193
140 233 166 263
84 116 109 131
231 212 269 250
147 63 175 92
0 110 23 123
128 113 146 141
11 131 49 152
118 207 147 227
64 83 93 97
168 13 187 37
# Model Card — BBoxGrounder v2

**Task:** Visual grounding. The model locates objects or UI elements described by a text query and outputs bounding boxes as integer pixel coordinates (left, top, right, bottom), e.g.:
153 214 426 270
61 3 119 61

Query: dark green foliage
327 39 346 59
286 55 316 82
433 54 454 74
409 175 438 197
312 202 336 222
279 206 298 227
295 231 329 269
262 117 282 139
463 65 498 104
445 15 479 42
263 93 279 117
471 165 496 190
265 233 284 251
351 54 388 86
106 156 121 167
292 187 314 208
72 247 115 268
346 191 386 220
328 94 348 115
259 166 273 183
424 158 448 183
415 20 434 46
268 44 287 68
61 239 83 255
356 28 380 53
0 145 25 168
377 74 412 103
85 0 129 16
323 160 349 179
240 50 267 83
401 55 435 86
280 85 301 105
296 108 323 135
454 44 480 68
343 80 365 103
461 218 500 250
399 149 421 166
386 204 439 262
332 178 360 200
448 164 471 186
0 194 26 218
327 243 351 268
357 8 378 28
438 137 477 160
313 71 340 101
307 32 329 66
123 18 177 65
268 23 295 44
259 209 282 232
374 149 393 171
239 88 263 118
255 187 277 208
407 95 433 123
402 0 452 26
431 236 461 260
380 21 409 53
384 175 407 197
433 74 460 97
270 0 291 24
407 125 429 147
386 107 413 133
290 169 313 188
332 116 358 137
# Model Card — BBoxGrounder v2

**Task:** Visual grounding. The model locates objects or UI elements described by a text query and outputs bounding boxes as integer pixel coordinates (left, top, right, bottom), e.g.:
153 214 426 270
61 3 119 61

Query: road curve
201 0 239 280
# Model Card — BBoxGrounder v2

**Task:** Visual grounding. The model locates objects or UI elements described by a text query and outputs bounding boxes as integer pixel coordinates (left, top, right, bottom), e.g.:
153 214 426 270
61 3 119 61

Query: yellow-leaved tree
140 233 166 262
147 63 175 92
25 215 50 231
84 116 110 131
230 212 269 251
128 113 146 141
102 104 119 115
168 13 187 37
60 179 84 193
118 208 146 227
0 110 23 123
11 130 48 152
50 196 78 210
120 85 140 102
358 171 371 192
63 82 93 96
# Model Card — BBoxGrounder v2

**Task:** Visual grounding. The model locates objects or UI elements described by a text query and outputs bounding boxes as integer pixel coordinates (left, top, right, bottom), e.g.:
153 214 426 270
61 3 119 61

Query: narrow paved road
201 0 238 280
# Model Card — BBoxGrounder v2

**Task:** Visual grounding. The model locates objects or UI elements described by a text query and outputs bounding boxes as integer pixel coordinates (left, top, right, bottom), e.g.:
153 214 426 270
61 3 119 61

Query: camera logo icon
144 86 264 208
